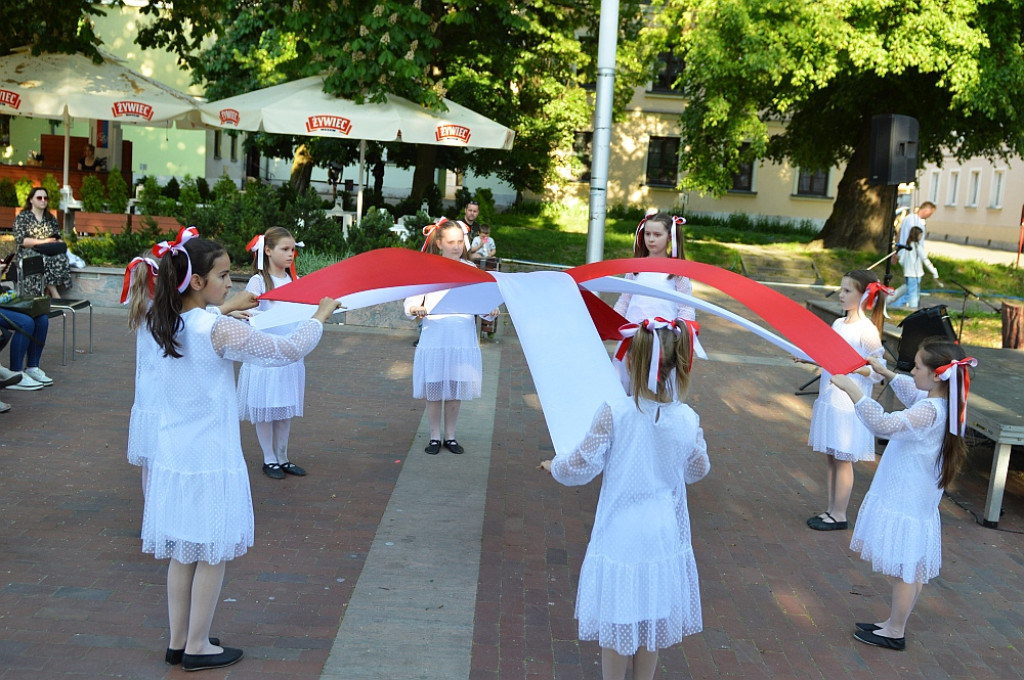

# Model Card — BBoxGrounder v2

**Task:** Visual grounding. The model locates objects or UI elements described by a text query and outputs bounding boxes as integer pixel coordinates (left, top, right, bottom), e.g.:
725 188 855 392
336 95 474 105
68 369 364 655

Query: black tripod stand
947 278 1002 340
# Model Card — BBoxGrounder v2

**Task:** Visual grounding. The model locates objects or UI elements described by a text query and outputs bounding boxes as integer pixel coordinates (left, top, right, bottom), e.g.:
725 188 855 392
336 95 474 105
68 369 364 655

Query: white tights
602 647 660 680
167 559 226 655
255 419 292 466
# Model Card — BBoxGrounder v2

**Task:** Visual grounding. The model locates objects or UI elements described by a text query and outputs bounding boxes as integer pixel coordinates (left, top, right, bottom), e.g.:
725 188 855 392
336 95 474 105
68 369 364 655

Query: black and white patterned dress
13 210 72 295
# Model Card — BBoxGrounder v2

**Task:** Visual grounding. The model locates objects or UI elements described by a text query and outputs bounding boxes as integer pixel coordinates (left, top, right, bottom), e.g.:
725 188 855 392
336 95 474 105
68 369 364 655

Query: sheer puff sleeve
854 386 940 440
674 275 696 322
684 423 710 484
612 273 636 316
551 403 614 487
211 315 323 367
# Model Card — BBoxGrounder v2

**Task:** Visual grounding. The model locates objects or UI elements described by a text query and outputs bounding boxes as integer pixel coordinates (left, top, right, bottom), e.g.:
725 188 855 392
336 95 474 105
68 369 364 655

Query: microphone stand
947 278 1002 340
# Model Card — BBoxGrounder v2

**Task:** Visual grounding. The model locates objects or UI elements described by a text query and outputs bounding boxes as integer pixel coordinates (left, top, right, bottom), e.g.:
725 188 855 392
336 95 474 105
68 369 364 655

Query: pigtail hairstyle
917 337 970 489
146 238 227 358
845 269 887 334
124 254 158 331
625 321 694 407
257 226 296 293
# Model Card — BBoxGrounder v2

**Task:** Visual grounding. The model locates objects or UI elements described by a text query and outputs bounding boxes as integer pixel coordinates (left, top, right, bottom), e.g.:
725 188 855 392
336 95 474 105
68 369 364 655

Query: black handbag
0 295 51 318
32 241 68 256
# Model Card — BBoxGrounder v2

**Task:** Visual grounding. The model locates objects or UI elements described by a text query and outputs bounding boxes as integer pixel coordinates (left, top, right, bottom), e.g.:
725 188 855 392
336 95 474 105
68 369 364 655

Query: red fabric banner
570 259 865 375
260 248 490 304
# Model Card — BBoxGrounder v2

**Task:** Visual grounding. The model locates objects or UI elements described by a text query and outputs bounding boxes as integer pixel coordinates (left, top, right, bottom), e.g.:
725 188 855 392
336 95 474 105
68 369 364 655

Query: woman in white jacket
891 227 942 309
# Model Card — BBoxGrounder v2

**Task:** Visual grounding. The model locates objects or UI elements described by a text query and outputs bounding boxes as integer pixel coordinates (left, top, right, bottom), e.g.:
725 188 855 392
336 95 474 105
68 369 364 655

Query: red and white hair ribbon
861 281 894 318
421 217 450 252
246 234 266 271
152 226 199 293
119 256 159 304
615 317 701 393
290 241 304 280
936 356 978 436
634 213 686 258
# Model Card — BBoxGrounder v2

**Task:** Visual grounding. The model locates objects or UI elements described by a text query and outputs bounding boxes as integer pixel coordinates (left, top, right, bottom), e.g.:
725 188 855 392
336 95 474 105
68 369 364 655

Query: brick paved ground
1 293 1023 680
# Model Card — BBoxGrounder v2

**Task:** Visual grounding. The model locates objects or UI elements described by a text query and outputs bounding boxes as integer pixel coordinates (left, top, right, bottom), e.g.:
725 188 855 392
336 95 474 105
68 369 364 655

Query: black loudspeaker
896 305 957 371
869 114 919 186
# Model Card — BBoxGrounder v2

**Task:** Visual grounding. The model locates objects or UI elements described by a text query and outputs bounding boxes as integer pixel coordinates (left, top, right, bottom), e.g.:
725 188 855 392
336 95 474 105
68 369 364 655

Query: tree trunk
819 123 894 252
410 144 438 203
1003 303 1024 349
290 144 314 195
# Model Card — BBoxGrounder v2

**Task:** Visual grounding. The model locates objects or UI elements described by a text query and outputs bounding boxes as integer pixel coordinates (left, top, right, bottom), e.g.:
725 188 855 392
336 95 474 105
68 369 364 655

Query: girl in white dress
540 318 710 680
831 338 973 651
141 234 339 671
805 270 886 531
613 212 696 324
124 252 161 496
405 220 497 455
237 227 309 480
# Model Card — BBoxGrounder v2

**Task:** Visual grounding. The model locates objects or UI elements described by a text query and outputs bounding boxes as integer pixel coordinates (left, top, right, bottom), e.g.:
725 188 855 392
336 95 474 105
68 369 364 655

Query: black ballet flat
855 623 882 632
181 646 243 671
444 439 464 455
425 439 441 455
165 638 221 665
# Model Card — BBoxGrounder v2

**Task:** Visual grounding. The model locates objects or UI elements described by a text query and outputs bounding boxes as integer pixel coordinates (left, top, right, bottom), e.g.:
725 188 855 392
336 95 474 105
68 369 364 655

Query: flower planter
132 214 184 233
73 211 129 235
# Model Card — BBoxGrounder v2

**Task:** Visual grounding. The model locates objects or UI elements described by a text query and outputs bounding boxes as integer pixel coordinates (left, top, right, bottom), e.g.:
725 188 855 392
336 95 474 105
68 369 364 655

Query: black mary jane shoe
280 461 307 476
165 638 221 665
181 646 244 671
855 623 882 633
262 463 286 479
444 439 465 455
807 512 848 531
425 439 442 455
854 629 905 651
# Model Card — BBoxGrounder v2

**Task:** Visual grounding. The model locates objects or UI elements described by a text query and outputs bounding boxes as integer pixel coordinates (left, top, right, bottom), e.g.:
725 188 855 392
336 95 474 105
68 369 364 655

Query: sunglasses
34 195 49 201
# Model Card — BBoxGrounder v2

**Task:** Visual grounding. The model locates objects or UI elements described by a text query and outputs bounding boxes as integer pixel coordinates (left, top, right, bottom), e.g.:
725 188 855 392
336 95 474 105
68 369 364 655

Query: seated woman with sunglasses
14 187 72 298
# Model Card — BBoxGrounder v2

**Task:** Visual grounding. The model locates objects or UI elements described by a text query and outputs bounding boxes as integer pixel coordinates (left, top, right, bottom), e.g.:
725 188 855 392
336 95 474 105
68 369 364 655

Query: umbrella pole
357 140 366 224
62 108 72 236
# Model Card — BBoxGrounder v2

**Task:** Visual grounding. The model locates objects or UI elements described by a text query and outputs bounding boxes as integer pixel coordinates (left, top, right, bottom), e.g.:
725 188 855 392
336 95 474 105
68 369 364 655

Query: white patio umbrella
0 47 201 196
199 75 515 218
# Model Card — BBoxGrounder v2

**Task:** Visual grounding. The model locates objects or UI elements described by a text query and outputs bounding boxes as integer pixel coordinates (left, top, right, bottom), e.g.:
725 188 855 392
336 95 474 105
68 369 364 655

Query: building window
795 168 829 197
731 143 754 192
649 52 685 94
928 170 940 204
230 134 239 163
645 137 680 187
946 170 959 206
966 169 981 207
572 131 592 182
0 115 9 147
213 131 222 160
990 169 1005 209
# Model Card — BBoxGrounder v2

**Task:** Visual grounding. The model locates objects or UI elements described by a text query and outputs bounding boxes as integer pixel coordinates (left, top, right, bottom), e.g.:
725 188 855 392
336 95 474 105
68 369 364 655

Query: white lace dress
808 316 884 461
551 396 710 655
127 326 162 467
237 274 307 422
849 375 947 584
141 309 323 565
613 272 696 323
404 264 482 402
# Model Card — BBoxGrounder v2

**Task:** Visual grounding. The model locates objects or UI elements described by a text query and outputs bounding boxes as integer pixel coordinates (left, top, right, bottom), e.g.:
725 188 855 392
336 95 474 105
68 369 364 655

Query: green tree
0 1 105 60
657 0 1024 250
136 0 657 200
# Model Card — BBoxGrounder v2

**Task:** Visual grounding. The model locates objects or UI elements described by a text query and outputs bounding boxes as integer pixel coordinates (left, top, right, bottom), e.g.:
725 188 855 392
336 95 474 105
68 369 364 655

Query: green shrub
175 176 203 225
295 248 342 277
196 177 211 203
213 175 238 202
162 177 181 200
290 187 346 256
106 169 130 214
41 174 61 207
15 178 33 207
472 187 496 224
0 178 17 207
80 175 106 212
346 207 400 255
